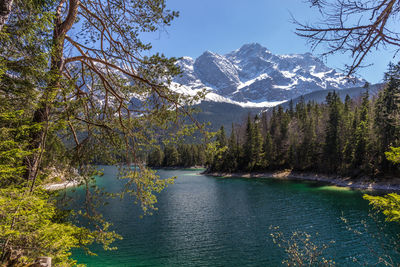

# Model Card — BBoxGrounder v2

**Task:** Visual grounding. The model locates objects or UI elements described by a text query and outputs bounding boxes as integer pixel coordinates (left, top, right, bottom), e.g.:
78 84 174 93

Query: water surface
71 167 399 266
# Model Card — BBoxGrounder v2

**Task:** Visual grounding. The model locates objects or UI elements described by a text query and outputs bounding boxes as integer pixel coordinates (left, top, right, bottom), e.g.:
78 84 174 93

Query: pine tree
195 144 206 166
262 132 274 169
324 91 343 172
177 144 193 167
374 62 400 171
243 115 254 171
343 108 358 170
216 126 228 149
296 96 307 124
288 99 294 118
163 145 180 167
270 107 278 138
299 114 316 170
275 106 290 167
147 147 164 167
352 89 370 170
225 125 238 171
207 126 228 171
253 116 264 170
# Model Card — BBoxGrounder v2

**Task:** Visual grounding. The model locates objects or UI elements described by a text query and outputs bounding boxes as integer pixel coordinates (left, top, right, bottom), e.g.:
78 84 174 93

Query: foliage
364 113 400 225
364 194 400 223
0 0 205 265
385 147 400 165
364 145 400 225
147 143 207 168
0 188 121 266
0 110 36 187
270 226 335 266
120 167 175 215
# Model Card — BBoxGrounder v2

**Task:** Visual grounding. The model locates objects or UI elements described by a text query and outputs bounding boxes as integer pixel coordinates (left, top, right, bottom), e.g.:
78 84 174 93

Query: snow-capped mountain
172 43 366 107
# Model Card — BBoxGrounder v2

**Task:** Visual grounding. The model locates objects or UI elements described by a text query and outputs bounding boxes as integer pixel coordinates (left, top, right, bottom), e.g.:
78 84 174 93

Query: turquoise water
69 166 399 266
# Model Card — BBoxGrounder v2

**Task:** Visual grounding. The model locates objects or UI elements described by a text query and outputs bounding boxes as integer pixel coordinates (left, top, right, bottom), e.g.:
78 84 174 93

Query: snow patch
169 82 286 108
281 70 296 79
237 73 271 90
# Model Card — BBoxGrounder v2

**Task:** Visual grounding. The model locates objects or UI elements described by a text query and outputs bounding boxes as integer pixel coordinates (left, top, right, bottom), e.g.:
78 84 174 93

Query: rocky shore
43 179 82 191
203 170 400 192
42 167 83 191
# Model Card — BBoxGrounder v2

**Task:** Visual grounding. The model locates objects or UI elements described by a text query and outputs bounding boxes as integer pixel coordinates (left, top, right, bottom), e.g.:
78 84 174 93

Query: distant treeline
147 143 207 168
208 63 400 177
147 63 400 178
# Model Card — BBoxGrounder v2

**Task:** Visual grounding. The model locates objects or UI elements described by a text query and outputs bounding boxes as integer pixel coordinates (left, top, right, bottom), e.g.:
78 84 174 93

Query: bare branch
296 0 400 76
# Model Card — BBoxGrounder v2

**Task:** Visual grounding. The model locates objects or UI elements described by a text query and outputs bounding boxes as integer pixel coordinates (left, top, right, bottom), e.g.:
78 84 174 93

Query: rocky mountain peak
234 43 270 56
172 43 366 107
193 51 240 94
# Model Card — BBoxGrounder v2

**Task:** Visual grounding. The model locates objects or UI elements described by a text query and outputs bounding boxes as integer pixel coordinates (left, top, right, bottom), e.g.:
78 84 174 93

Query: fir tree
225 125 238 171
216 126 228 149
263 132 274 169
352 90 370 170
163 145 180 167
147 147 164 167
253 116 264 170
323 91 343 172
374 62 400 171
243 115 254 171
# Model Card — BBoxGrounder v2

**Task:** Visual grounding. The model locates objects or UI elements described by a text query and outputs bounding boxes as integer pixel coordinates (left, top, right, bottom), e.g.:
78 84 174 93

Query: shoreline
43 179 82 191
150 166 206 170
42 167 400 192
41 166 206 191
203 170 400 192
41 167 84 191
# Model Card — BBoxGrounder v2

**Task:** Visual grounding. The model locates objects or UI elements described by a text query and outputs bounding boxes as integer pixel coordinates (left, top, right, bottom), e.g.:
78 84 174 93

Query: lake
70 166 399 266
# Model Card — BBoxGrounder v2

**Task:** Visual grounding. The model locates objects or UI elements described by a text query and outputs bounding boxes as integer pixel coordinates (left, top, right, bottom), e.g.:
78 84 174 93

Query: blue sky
142 0 397 84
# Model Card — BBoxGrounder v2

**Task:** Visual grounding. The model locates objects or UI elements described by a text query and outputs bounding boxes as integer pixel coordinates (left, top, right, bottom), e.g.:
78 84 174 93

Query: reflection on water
70 166 399 266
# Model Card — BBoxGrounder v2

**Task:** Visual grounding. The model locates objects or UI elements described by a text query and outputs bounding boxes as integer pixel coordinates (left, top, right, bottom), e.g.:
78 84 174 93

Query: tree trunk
26 0 79 189
0 0 13 31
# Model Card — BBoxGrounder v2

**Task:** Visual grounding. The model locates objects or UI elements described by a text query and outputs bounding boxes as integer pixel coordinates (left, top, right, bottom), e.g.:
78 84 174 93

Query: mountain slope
193 101 262 132
192 84 383 133
276 83 383 111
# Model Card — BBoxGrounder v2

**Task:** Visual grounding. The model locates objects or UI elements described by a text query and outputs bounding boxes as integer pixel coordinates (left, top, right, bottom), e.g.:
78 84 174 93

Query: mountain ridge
172 43 366 107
